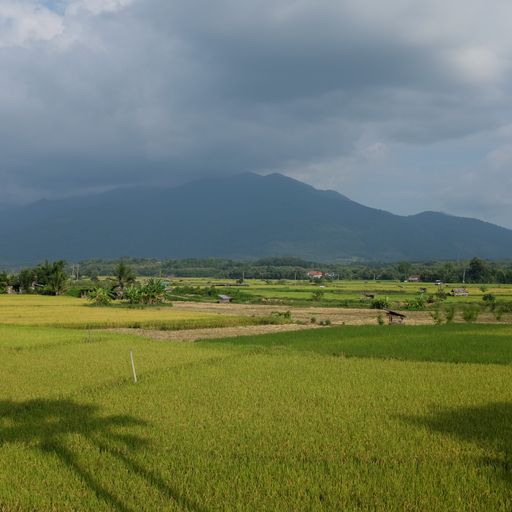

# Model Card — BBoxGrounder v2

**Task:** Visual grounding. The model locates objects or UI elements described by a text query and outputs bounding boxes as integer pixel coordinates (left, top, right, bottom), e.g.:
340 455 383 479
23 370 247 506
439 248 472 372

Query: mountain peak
0 173 511 264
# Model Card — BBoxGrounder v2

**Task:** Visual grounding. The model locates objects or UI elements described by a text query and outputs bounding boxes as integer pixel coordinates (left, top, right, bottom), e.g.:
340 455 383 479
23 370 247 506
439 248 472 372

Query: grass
0 321 511 510
204 323 512 364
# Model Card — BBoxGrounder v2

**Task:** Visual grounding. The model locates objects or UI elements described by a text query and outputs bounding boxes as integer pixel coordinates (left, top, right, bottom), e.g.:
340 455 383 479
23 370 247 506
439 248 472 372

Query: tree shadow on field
0 399 206 512
402 402 512 483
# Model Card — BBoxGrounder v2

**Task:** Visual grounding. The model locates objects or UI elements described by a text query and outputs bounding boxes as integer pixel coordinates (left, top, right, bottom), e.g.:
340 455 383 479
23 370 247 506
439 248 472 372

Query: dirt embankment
171 301 434 326
107 301 509 342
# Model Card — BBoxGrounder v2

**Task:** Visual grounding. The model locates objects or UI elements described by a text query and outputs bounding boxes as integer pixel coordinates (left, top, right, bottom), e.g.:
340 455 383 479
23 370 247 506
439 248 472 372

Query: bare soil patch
110 323 319 342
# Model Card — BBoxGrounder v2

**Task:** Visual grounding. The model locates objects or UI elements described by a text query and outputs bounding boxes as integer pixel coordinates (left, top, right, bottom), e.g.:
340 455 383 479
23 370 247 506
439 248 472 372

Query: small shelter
451 288 469 297
218 294 233 303
385 309 406 325
407 275 421 282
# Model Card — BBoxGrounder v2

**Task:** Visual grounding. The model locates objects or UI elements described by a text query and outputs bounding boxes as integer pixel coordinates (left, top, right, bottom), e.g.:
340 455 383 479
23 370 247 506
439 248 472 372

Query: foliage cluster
370 297 390 309
87 287 113 306
124 279 169 306
404 294 427 310
1 259 140 298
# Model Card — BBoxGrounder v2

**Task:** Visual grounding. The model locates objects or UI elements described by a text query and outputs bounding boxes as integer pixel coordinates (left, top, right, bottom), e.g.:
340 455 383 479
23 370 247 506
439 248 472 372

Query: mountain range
0 172 511 264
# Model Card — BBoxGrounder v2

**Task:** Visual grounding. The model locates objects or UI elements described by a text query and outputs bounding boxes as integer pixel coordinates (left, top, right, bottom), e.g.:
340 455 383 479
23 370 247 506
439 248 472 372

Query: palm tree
46 261 68 296
114 261 136 292
0 272 9 293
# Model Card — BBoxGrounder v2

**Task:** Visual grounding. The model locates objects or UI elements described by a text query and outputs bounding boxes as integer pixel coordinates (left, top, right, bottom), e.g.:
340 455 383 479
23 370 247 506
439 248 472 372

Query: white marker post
130 351 138 383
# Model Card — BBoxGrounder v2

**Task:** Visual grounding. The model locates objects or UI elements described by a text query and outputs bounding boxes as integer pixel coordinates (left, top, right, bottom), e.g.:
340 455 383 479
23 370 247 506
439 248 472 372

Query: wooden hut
385 309 406 325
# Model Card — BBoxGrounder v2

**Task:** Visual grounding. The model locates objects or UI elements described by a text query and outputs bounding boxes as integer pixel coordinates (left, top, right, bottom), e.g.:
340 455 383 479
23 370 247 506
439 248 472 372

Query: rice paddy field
1 299 511 511
0 295 277 330
169 278 512 307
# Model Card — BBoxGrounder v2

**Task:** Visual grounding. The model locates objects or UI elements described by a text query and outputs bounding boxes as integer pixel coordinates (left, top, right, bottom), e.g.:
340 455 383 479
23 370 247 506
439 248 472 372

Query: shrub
88 287 113 306
436 289 448 300
270 311 292 323
430 307 444 325
494 306 505 321
311 290 325 301
482 293 496 304
444 305 456 323
497 301 512 313
377 314 385 326
370 297 390 309
462 305 480 323
404 294 427 310
125 279 169 306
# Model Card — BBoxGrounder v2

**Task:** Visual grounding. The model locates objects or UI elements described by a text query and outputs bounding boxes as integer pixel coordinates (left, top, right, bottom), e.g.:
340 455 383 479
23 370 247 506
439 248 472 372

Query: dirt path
110 323 320 342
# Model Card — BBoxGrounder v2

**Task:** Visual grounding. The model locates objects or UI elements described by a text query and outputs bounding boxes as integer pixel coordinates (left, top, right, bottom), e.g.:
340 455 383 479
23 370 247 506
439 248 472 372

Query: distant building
451 288 469 297
218 294 233 303
307 271 324 280
407 275 421 282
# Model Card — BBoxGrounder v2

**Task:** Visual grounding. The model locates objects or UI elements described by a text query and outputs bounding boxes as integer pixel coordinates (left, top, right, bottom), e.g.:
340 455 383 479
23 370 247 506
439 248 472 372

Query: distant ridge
0 172 511 264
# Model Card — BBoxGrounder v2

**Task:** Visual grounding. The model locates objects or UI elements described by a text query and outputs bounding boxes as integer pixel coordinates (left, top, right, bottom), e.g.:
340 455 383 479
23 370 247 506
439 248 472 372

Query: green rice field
1 321 511 510
169 278 512 308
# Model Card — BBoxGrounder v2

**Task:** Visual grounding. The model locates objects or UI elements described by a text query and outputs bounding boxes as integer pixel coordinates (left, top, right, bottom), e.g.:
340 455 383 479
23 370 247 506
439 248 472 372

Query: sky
1 0 511 228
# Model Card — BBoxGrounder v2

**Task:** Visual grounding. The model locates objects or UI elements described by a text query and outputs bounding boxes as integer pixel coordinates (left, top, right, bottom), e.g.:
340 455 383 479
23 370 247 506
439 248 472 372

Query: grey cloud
0 0 511 227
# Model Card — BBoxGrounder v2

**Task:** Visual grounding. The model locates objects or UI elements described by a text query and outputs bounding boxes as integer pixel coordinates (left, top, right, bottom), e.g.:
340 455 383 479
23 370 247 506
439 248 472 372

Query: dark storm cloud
0 0 511 227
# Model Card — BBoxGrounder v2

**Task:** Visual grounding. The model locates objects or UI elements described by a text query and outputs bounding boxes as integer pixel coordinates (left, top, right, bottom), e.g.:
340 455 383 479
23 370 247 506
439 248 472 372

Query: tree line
2 257 512 293
77 256 512 283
